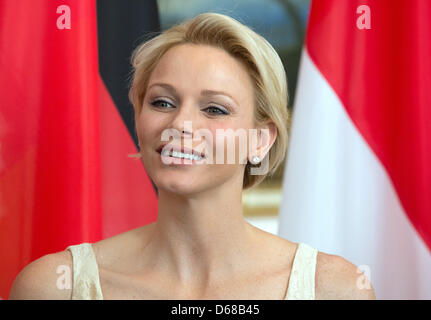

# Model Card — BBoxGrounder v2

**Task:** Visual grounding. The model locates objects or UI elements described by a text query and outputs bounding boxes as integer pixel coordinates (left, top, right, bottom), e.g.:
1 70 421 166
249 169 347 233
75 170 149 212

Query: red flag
0 0 159 299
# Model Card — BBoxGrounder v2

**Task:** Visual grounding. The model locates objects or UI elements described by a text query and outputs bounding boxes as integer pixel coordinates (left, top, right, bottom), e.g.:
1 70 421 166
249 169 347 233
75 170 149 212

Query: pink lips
156 143 206 158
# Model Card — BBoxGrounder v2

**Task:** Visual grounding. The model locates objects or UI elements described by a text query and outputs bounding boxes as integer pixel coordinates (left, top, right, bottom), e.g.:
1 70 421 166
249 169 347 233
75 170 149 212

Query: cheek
136 114 156 150
209 122 251 164
136 108 162 146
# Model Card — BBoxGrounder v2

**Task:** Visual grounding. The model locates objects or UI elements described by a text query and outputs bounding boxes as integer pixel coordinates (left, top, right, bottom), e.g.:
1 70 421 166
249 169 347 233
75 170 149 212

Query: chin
160 184 205 197
154 174 205 195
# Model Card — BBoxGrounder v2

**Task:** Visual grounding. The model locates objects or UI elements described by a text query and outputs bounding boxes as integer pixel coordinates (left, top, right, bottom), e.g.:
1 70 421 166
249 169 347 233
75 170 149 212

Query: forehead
148 43 255 105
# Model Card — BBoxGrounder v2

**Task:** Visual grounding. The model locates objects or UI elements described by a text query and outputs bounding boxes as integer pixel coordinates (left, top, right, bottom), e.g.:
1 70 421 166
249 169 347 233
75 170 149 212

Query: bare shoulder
91 223 155 270
9 250 73 300
315 251 376 300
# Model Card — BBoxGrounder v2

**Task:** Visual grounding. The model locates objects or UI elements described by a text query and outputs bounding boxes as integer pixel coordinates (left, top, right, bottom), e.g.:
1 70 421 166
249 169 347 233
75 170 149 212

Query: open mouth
159 149 205 161
156 143 206 161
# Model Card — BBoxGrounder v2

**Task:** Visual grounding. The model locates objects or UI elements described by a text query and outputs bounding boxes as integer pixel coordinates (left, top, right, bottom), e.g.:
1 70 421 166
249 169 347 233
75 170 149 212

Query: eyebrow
147 82 239 107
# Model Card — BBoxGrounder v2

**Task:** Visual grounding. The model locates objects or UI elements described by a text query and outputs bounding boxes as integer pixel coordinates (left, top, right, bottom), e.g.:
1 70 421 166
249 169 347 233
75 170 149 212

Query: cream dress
66 242 318 300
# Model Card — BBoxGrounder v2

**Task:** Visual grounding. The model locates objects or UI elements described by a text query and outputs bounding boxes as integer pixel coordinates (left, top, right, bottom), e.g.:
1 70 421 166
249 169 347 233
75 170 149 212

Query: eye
205 106 229 115
151 99 174 108
150 99 229 115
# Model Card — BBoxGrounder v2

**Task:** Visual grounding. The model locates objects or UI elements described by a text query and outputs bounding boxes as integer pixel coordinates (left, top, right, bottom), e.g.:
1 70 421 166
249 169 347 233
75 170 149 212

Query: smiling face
135 43 258 195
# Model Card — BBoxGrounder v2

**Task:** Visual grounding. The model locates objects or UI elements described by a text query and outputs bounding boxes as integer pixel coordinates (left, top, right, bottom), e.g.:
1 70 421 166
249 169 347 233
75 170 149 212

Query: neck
142 180 261 289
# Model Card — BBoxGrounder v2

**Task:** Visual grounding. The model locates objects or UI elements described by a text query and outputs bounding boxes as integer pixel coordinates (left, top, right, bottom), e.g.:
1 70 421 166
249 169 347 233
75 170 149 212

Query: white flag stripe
278 49 431 299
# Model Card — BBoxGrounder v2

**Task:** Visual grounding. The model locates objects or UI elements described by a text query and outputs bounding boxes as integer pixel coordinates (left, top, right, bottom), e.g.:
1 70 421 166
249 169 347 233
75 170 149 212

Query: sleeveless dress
66 242 318 300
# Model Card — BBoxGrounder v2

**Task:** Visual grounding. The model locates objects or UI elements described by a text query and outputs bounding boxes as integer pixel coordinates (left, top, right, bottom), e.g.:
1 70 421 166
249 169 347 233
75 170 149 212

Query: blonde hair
128 12 289 190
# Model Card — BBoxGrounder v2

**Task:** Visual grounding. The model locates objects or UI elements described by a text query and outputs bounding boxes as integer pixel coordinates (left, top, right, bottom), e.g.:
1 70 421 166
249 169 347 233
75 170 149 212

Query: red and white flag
278 0 431 299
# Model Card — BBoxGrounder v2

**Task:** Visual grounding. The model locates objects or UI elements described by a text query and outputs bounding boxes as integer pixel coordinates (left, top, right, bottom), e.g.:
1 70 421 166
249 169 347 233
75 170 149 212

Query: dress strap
66 243 104 300
284 243 318 300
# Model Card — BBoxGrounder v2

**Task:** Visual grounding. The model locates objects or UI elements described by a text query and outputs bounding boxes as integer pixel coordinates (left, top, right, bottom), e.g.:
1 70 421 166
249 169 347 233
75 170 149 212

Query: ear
248 121 277 164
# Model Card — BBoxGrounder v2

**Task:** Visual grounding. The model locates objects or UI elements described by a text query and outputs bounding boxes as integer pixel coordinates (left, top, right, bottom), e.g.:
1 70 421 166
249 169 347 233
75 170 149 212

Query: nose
170 98 197 137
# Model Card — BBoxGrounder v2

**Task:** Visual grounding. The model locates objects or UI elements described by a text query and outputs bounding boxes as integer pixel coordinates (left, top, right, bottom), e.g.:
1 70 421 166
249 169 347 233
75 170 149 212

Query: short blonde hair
128 12 289 190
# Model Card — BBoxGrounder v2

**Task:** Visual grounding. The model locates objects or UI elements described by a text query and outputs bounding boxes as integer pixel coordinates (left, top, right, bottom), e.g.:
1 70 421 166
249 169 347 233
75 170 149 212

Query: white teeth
161 150 203 161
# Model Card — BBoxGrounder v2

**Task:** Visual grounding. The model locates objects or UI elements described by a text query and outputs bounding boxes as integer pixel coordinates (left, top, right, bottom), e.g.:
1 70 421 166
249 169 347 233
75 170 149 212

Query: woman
10 12 375 300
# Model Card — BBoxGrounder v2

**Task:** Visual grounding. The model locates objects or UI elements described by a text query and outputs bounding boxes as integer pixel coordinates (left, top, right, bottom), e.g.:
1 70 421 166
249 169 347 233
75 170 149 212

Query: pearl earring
251 156 260 164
